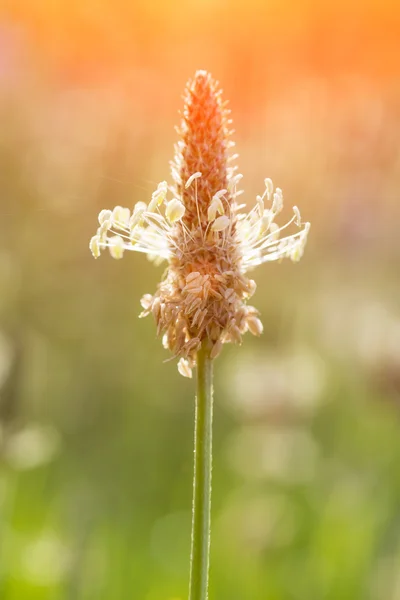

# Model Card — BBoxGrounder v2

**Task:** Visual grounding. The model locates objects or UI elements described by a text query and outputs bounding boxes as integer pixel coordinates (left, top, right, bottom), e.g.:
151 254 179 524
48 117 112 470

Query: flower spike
89 70 310 376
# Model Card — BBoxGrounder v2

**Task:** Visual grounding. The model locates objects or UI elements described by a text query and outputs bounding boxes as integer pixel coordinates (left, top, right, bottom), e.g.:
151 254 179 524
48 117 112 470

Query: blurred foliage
0 1 400 598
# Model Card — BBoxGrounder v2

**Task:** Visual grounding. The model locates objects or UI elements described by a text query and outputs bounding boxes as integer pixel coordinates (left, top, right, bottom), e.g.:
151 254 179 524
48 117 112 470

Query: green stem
189 341 214 600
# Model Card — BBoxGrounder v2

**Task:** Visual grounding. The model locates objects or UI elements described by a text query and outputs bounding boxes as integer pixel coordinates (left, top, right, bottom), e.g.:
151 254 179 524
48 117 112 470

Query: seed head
89 70 310 376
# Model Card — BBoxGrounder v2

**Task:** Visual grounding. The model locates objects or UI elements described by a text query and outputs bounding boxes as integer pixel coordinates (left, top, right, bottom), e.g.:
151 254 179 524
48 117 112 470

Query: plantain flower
89 71 310 377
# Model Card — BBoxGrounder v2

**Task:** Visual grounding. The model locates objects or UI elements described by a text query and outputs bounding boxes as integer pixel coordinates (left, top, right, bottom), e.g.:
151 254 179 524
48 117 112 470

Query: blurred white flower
317 287 400 368
4 424 61 470
224 347 326 419
225 425 319 483
20 531 71 585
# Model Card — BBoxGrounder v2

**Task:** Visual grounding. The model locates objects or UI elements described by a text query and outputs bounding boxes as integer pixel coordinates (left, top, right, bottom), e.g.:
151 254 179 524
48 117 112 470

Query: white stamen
166 199 185 223
112 206 130 228
208 196 225 222
129 202 147 230
98 219 111 241
211 215 230 232
228 173 243 191
185 172 202 188
293 206 301 226
272 188 283 213
98 209 112 226
89 235 101 258
108 235 125 259
264 178 273 200
149 181 168 211
212 189 227 200
268 222 280 241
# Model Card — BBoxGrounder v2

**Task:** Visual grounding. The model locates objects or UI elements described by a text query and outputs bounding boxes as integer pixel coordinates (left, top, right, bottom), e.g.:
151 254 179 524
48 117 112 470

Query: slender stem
189 341 214 600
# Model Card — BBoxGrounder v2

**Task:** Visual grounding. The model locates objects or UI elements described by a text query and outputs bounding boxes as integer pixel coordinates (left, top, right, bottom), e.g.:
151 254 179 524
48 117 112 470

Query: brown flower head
90 71 310 377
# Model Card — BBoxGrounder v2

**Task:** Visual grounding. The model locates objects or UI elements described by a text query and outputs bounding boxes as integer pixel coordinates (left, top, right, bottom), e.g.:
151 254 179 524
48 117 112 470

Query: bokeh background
1 1 400 598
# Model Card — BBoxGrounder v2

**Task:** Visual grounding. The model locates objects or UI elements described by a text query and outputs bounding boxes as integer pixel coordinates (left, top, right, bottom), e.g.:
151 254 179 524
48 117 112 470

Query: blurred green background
1 1 400 598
